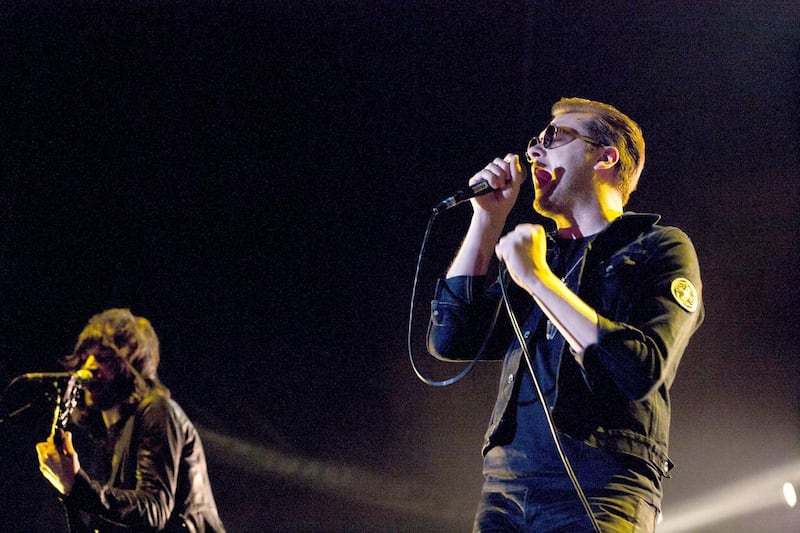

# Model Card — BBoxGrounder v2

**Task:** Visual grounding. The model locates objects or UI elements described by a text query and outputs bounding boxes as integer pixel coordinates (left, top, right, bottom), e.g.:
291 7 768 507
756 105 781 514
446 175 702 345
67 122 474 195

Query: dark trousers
473 477 659 533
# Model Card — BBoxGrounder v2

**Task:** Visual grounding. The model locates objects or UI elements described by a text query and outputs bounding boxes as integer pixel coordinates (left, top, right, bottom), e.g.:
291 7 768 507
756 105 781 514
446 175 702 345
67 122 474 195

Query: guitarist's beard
84 374 133 411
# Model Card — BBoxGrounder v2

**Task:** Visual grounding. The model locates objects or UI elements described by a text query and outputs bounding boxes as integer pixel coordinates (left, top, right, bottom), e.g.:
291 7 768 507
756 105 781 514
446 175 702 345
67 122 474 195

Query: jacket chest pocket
597 251 646 318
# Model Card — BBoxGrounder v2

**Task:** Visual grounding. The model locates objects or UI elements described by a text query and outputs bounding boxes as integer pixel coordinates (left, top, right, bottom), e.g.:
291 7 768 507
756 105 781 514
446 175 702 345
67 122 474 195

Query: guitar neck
49 375 81 450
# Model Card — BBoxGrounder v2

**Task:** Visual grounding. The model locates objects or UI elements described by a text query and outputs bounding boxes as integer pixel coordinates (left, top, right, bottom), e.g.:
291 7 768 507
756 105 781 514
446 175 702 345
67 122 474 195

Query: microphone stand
0 373 66 429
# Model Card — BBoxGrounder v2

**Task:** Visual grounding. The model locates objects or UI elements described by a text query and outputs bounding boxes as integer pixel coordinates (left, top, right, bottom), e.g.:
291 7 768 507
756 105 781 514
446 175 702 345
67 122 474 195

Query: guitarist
35 309 226 533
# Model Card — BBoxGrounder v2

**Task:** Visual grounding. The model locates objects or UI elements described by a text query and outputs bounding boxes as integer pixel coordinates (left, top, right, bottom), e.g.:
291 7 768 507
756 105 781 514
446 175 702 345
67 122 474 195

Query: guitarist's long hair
61 308 170 437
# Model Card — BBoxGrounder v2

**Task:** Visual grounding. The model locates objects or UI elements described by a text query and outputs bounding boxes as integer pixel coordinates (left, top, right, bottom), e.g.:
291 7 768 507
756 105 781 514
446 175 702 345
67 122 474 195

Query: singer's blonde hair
552 97 645 206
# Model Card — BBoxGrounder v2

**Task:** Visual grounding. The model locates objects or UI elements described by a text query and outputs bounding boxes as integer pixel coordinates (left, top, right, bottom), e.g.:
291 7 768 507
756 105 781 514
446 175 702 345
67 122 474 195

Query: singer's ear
593 146 619 171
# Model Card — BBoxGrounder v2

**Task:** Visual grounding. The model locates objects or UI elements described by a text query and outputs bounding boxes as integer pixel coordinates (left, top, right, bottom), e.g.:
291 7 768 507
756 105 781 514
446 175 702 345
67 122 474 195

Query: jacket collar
586 211 660 257
546 210 659 243
545 211 661 264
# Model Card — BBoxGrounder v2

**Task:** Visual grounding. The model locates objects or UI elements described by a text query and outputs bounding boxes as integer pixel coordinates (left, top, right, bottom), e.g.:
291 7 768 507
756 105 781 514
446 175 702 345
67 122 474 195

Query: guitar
49 374 83 452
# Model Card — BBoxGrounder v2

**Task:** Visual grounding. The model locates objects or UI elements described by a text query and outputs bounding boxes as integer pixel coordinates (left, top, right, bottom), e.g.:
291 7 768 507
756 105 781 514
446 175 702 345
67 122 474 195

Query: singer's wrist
521 268 558 298
469 210 506 235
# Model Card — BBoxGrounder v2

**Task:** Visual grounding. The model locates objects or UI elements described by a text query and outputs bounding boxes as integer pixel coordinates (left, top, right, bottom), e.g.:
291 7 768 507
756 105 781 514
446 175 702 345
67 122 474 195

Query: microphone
19 369 94 381
433 180 494 213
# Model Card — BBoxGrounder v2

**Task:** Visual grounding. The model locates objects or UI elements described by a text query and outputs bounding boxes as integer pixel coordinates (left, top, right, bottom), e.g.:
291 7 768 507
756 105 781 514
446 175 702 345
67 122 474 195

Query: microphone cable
497 262 602 533
407 209 502 387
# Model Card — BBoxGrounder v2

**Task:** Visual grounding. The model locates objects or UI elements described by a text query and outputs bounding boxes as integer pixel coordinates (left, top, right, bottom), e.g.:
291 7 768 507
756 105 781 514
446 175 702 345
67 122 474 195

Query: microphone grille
75 369 94 380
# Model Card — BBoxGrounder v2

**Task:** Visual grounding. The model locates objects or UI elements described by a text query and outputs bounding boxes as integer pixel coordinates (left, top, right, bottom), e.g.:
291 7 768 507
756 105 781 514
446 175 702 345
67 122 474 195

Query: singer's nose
526 142 544 163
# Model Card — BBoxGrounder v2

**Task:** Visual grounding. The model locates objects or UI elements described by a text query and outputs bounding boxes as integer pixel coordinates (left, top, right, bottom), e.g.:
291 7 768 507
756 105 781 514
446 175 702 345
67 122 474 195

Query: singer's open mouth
533 167 554 187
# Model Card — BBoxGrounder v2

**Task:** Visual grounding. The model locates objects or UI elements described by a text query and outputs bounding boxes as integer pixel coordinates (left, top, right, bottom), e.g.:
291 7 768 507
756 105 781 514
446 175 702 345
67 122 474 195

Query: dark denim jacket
427 213 704 477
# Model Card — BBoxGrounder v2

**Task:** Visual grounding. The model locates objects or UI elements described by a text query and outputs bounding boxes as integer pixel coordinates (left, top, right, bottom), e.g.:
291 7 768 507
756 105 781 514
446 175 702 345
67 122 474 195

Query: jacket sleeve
66 396 181 530
426 275 510 361
583 226 704 401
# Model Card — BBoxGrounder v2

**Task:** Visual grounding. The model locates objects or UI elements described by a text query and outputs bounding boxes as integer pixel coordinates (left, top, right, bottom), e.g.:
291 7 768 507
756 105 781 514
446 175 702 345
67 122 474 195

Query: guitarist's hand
36 431 80 495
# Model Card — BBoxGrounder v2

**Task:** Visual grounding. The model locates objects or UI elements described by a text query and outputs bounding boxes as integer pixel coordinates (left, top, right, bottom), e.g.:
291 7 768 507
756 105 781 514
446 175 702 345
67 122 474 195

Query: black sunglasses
526 124 604 162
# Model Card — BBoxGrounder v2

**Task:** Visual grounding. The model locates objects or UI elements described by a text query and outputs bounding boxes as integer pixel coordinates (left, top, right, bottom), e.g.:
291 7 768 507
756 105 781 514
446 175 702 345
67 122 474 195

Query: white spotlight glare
783 482 797 508
659 460 800 532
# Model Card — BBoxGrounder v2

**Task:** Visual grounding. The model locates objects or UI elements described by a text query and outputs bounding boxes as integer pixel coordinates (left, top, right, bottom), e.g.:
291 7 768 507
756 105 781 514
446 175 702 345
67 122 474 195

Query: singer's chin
532 194 556 218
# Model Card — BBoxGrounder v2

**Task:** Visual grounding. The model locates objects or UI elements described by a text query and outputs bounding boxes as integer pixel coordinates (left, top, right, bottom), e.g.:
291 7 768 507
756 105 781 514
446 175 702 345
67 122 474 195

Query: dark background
1 1 799 532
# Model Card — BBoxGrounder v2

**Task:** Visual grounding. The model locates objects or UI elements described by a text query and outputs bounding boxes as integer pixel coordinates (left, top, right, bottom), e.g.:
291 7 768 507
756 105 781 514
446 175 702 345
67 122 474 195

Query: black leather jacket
427 213 704 477
64 392 226 532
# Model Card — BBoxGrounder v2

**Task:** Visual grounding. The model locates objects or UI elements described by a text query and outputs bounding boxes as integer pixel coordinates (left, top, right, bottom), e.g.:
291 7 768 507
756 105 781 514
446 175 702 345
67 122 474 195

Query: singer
35 309 226 532
427 98 703 532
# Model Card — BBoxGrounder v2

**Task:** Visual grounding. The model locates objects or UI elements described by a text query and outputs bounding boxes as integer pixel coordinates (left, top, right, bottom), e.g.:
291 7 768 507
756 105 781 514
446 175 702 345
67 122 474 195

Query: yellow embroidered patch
671 277 698 313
